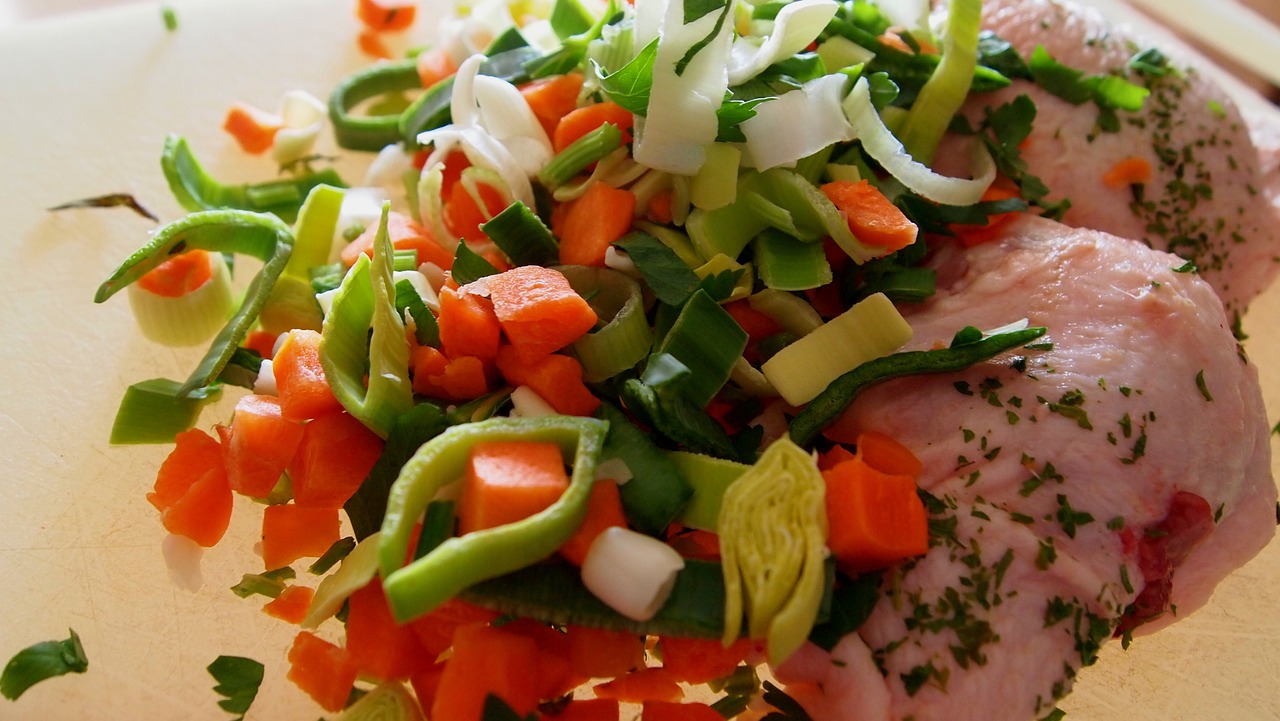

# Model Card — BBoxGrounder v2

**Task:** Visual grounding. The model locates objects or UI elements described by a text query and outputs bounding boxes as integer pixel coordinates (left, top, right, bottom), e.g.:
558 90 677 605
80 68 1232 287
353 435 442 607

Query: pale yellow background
0 0 1276 719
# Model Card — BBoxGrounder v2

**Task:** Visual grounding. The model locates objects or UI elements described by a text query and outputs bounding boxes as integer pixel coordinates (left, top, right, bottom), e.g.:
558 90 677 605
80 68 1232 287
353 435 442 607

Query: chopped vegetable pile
63 0 1175 717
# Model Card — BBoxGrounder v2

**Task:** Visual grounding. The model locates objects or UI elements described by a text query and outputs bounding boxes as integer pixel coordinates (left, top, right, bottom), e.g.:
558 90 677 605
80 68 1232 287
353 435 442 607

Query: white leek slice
580 526 685 622
875 0 930 34
127 251 234 347
632 0 734 175
336 682 424 721
726 0 839 85
509 385 558 418
302 532 383 629
272 90 327 166
761 292 912 406
843 77 994 205
253 358 278 396
741 73 854 171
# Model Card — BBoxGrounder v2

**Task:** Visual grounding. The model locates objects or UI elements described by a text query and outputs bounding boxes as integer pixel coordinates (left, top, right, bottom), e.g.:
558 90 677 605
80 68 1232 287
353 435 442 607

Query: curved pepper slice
378 415 609 623
94 208 294 398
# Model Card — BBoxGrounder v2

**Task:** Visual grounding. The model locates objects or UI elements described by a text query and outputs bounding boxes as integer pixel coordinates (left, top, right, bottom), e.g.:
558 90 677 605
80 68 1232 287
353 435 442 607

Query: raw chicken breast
938 0 1280 319
777 216 1275 720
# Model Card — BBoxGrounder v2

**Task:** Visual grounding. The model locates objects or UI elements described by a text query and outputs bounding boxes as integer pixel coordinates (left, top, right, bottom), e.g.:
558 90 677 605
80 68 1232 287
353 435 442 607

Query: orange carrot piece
262 584 315 624
646 188 674 224
410 343 451 399
443 178 509 243
820 179 919 252
223 394 304 498
287 631 358 713
287 409 385 509
148 428 233 547
416 46 458 90
553 698 622 721
341 210 454 270
438 354 493 400
261 504 340 569
855 430 923 477
667 527 721 561
950 184 1022 247
357 29 394 59
566 626 646 679
1102 155 1153 188
272 329 344 422
222 102 283 155
495 346 601 416
559 479 627 566
457 440 570 535
558 182 637 266
658 636 753 684
520 72 586 138
243 329 279 359
345 579 433 681
822 456 928 575
356 0 416 31
817 443 857 472
479 266 599 360
553 101 634 153
501 618 584 699
592 667 683 703
641 701 723 721
136 249 214 297
409 599 501 659
431 623 543 721
438 287 503 361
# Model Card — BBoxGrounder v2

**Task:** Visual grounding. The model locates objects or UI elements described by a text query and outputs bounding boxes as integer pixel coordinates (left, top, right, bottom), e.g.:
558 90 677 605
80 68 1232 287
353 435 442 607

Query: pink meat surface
936 0 1280 320
777 216 1275 720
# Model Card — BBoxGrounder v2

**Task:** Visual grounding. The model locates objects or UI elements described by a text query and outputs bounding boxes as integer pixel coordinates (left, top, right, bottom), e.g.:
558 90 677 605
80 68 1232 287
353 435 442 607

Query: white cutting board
0 0 1276 719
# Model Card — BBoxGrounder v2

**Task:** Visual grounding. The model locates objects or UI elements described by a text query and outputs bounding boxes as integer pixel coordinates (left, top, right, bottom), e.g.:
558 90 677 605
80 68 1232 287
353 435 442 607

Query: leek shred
559 265 654 382
719 436 828 665
336 682 424 721
762 292 913 406
753 227 834 291
669 450 749 531
302 532 383 629
897 0 983 164
109 379 222 445
319 203 415 438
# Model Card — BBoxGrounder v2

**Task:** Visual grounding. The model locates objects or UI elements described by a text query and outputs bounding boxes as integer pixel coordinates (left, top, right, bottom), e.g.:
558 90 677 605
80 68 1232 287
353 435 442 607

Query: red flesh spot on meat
1115 491 1215 636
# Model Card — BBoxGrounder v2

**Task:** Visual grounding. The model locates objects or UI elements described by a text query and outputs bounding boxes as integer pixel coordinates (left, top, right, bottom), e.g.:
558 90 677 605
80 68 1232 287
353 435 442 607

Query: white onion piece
727 0 839 85
272 90 327 166
508 385 558 418
843 77 994 205
594 457 634 485
741 73 854 171
254 358 278 396
162 533 204 592
581 527 685 621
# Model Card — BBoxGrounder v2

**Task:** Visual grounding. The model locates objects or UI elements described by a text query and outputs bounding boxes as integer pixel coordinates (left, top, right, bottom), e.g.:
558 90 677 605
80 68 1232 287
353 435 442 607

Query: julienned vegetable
90 0 1094 716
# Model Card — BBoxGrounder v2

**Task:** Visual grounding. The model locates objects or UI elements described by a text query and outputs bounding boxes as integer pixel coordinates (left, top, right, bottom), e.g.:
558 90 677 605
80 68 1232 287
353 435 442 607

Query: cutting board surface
0 1 1276 718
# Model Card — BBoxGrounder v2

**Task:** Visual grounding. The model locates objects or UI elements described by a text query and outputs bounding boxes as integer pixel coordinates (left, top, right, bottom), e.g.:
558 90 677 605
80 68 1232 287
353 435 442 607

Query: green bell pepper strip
320 203 414 439
94 209 295 397
789 326 1049 447
160 134 344 223
378 415 610 623
327 59 423 151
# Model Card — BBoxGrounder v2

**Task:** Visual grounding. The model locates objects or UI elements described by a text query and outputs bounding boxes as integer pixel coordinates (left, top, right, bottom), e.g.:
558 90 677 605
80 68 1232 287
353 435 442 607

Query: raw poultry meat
936 0 1280 320
776 216 1276 720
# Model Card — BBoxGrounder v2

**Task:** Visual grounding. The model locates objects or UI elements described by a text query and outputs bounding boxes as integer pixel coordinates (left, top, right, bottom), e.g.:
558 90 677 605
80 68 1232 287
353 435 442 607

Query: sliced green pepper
94 208 294 397
378 416 609 623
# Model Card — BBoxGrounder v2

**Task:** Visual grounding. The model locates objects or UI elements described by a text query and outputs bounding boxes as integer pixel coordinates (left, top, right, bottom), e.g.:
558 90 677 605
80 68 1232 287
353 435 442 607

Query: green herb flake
207 656 264 720
1 629 88 701
230 567 296 599
161 4 179 31
1195 369 1213 401
308 536 357 575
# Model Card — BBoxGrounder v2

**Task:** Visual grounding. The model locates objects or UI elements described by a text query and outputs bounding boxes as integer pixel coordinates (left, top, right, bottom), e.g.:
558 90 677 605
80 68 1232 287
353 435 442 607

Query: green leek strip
344 402 450 541
536 123 624 189
109 378 222 444
95 209 295 397
480 201 560 267
160 135 344 224
719 436 828 666
393 249 419 271
308 537 357 575
762 292 913 406
753 228 833 291
689 143 741 211
379 416 608 623
450 241 501 285
597 402 695 538
327 59 422 152
320 204 415 439
822 17 1010 95
398 46 544 145
302 532 383 629
789 326 1049 447
652 289 748 407
669 450 748 531
258 275 324 336
896 0 982 164
395 279 439 347
685 195 768 262
558 265 653 382
633 222 703 271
